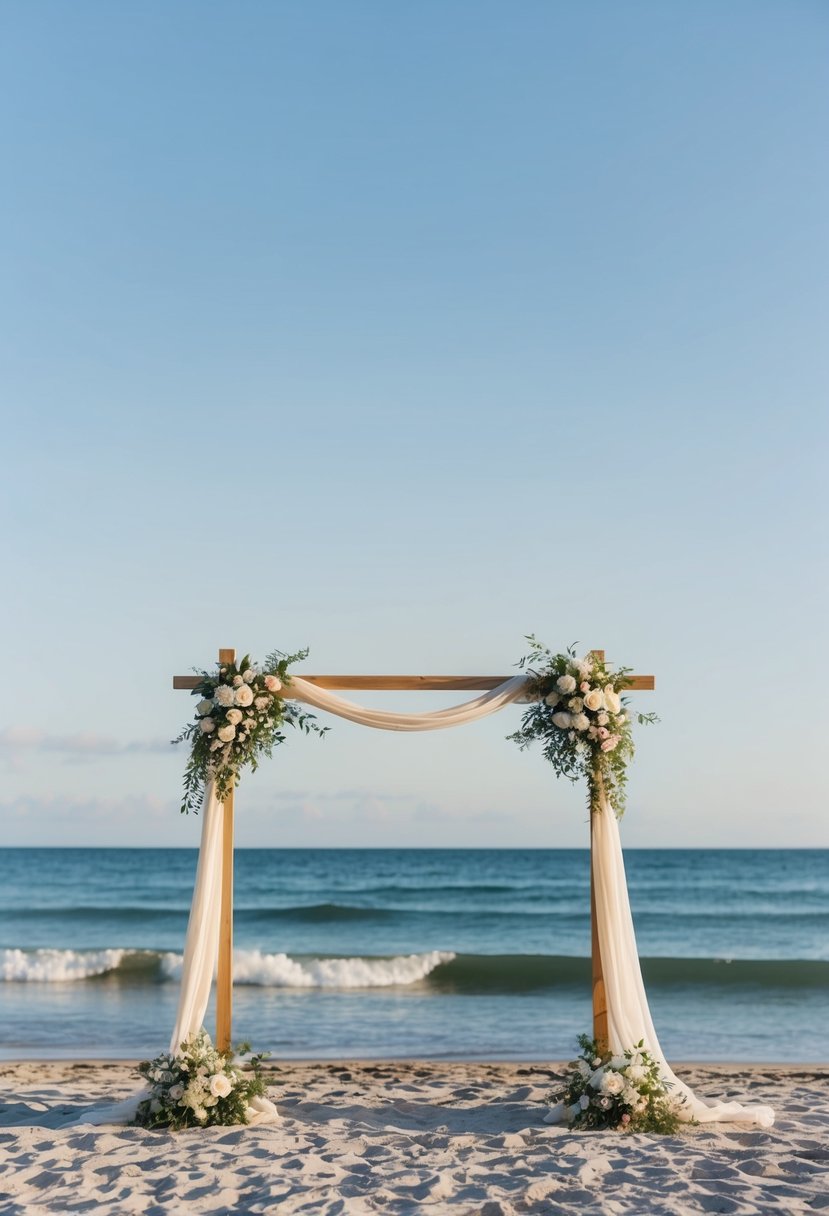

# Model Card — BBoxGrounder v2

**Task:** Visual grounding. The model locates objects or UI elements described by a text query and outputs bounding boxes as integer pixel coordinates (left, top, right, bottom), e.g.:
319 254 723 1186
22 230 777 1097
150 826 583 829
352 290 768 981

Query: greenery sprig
173 648 328 815
507 636 657 816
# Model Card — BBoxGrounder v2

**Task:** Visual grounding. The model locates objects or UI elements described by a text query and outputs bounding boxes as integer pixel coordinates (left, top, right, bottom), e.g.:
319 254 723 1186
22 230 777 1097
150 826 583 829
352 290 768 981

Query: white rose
199 717 216 734
601 1071 626 1096
552 712 572 730
626 1064 646 1083
214 685 235 707
225 708 243 725
255 696 271 711
209 1073 232 1098
235 684 254 707
583 689 604 712
544 692 560 707
218 725 236 743
232 675 244 687
556 674 577 694
196 699 214 716
597 711 609 726
571 713 590 732
604 688 622 714
264 675 282 693
242 669 256 684
568 697 584 713
168 1083 184 1100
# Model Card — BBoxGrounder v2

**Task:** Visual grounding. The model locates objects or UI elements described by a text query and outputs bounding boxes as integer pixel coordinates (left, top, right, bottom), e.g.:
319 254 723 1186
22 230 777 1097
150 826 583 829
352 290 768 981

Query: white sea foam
1 948 126 982
161 948 455 988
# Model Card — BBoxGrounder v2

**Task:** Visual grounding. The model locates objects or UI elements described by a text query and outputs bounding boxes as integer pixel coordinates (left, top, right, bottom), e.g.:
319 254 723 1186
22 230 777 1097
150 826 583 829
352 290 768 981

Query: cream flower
556 674 577 694
552 711 572 730
214 685 235 707
264 674 282 693
571 713 590 732
583 689 604 712
209 1073 232 1098
255 696 271 711
242 669 256 684
568 696 584 713
199 717 216 734
218 724 236 743
601 1071 626 1096
544 692 560 707
597 711 609 726
235 684 254 707
604 688 622 714
232 675 244 687
226 708 243 725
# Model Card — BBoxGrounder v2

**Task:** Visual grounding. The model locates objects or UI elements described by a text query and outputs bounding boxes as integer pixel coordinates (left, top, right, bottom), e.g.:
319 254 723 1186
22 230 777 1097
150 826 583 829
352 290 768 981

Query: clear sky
2 1 827 849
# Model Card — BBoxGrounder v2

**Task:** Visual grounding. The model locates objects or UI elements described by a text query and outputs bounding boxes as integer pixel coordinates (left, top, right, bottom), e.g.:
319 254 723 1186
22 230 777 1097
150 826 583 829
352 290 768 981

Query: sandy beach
1 1060 826 1215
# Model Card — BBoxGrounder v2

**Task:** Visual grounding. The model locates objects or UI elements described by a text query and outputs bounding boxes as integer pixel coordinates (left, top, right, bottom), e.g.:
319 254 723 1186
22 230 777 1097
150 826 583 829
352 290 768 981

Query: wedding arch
161 644 774 1130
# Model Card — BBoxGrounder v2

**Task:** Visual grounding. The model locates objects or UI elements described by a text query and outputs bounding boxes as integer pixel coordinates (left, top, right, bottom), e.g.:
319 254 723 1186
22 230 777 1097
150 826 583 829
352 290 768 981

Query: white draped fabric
85 672 774 1127
285 673 532 728
590 780 774 1127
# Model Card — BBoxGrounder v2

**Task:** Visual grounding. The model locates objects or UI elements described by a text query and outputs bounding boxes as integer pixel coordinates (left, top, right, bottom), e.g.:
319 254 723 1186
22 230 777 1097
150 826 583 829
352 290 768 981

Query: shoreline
2 1060 827 1214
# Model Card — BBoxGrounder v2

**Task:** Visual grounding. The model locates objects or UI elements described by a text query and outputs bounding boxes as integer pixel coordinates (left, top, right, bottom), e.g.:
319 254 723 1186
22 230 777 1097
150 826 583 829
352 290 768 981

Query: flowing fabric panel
284 674 531 728
169 784 225 1052
76 785 278 1126
589 784 774 1127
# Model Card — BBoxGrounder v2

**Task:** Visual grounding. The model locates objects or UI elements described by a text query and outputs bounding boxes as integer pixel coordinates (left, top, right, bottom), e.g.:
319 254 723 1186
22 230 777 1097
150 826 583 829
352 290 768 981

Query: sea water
1 848 826 1061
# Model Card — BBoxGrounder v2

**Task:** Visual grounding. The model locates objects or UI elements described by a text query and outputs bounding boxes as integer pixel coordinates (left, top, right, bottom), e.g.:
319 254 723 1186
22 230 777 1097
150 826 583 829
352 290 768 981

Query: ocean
1 848 826 1062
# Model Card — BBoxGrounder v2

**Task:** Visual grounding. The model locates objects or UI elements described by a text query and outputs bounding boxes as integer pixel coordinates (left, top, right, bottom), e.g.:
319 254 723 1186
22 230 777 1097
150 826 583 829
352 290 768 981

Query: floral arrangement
174 648 328 815
134 1029 270 1130
508 637 657 815
548 1036 684 1133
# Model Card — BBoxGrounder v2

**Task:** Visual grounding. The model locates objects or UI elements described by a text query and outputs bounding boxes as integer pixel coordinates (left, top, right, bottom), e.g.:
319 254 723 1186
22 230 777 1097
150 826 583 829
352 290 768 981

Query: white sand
1 1060 826 1215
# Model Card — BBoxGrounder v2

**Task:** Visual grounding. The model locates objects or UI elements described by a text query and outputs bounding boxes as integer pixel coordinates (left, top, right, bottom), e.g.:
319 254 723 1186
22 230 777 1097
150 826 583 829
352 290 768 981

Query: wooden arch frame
174 648 656 1053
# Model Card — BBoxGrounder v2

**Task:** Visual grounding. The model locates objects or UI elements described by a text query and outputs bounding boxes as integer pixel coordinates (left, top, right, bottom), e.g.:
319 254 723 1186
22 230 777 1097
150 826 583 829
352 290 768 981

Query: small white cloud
0 728 172 765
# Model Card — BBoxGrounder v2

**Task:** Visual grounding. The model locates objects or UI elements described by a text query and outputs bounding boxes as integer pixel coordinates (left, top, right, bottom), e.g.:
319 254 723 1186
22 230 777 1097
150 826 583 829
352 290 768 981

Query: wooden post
590 808 608 1053
588 650 608 1050
216 647 235 1053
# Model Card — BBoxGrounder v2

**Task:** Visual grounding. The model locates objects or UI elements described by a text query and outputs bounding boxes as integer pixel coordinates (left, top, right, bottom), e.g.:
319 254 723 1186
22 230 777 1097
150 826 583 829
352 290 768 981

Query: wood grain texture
174 673 655 691
215 648 235 1053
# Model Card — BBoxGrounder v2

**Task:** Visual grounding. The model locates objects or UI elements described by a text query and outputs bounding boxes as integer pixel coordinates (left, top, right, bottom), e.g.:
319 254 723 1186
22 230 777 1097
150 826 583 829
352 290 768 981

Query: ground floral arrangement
549 1037 685 1133
134 1030 270 1130
174 648 327 815
508 637 658 815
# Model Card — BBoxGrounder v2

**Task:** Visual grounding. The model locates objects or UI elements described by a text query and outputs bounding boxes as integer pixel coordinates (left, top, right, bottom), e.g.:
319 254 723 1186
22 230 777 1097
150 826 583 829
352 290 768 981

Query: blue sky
2 1 827 848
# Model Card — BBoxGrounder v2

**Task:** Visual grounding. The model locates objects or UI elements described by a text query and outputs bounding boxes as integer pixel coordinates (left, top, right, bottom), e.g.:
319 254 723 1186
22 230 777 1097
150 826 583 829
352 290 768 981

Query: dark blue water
1 848 826 1061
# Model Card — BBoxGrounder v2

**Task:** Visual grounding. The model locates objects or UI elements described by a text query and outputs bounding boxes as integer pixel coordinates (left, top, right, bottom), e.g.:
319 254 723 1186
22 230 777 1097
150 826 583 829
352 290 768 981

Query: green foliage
507 636 657 817
134 1029 270 1131
173 647 328 814
549 1035 686 1133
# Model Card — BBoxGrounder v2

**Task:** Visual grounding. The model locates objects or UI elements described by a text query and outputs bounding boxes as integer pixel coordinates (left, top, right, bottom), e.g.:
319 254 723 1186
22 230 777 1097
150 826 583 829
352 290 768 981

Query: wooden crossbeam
174 673 655 691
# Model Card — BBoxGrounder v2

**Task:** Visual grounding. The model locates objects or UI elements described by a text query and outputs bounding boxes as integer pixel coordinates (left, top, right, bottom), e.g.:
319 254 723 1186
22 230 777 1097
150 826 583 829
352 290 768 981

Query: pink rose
264 675 282 693
621 1113 630 1124
598 727 609 740
580 681 590 693
601 735 620 752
